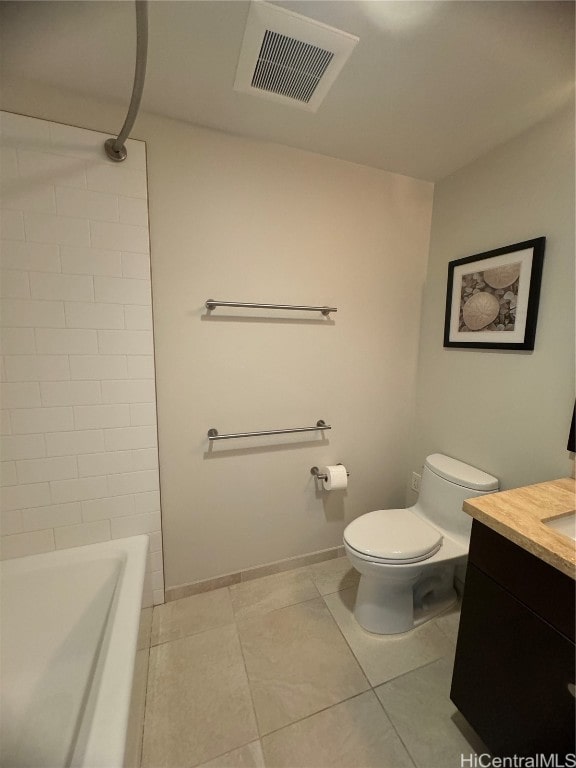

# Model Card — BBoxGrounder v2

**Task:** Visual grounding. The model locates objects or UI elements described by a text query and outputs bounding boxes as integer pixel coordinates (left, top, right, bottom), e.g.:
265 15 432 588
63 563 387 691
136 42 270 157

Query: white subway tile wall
0 112 163 606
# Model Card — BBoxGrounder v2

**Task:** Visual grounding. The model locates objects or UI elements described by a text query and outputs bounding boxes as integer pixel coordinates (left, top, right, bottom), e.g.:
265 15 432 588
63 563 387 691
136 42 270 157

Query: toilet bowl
344 454 498 635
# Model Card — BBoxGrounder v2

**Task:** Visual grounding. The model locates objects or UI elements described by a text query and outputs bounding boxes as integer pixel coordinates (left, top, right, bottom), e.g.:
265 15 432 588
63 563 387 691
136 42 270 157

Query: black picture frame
568 403 575 453
443 237 545 350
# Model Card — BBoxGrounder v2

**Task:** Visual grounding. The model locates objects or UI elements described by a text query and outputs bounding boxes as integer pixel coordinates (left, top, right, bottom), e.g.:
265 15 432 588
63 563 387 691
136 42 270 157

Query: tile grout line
319 591 373 689
231 576 372 752
151 580 324 649
258 688 373 741
138 640 152 768
232 589 267 755
373 689 420 768
144 570 448 765
231 560 360 616
187 738 262 768
233 589 324 626
321 592 460 689
149 615 235 648
318 592 457 766
369 651 452 689
367 615 462 767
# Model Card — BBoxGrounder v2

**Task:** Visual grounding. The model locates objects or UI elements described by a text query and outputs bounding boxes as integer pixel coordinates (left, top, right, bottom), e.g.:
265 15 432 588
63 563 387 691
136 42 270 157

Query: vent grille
234 2 359 111
251 30 334 104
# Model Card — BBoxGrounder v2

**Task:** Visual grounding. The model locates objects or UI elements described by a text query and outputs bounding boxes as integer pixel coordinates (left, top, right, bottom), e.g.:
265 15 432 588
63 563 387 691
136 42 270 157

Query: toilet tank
415 454 499 541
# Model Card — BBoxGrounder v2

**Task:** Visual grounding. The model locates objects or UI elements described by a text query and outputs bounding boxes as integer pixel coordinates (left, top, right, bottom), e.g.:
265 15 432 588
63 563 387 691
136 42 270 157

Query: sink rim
544 511 576 543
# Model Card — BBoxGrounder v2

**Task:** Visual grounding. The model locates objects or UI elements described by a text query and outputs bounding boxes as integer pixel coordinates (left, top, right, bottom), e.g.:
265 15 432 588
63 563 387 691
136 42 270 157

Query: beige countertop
463 477 576 579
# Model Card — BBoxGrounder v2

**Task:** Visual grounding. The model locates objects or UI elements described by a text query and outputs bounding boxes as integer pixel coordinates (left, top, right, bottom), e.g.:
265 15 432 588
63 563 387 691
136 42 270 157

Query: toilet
344 453 498 635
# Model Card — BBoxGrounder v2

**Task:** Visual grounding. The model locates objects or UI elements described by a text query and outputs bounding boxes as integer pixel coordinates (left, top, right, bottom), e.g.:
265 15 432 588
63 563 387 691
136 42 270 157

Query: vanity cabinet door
451 562 575 757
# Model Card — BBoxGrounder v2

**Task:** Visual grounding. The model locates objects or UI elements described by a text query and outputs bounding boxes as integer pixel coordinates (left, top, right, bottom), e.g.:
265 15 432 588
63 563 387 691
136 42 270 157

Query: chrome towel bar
208 420 330 441
205 300 337 316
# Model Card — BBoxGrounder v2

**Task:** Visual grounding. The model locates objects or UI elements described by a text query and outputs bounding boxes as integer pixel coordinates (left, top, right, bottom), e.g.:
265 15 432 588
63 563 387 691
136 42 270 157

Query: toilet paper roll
322 465 348 491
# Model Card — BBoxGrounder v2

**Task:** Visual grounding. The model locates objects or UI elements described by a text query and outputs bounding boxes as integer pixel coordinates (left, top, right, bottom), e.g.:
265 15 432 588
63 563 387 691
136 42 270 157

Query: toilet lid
344 509 443 561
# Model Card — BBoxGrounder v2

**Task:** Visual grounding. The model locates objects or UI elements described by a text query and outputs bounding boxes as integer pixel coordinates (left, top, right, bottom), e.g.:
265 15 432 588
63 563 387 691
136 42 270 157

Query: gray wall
0 78 434 589
409 104 575 492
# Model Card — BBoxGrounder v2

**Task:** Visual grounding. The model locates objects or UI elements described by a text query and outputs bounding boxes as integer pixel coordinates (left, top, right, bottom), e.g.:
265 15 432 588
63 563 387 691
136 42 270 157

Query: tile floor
137 557 487 768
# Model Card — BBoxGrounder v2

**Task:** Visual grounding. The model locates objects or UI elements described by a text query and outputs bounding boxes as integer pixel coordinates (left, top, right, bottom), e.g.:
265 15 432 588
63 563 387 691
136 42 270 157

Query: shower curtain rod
104 0 148 162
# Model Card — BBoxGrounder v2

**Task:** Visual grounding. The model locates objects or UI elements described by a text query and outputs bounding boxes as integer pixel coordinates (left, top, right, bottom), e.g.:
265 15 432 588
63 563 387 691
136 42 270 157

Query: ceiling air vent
234 2 359 112
252 30 334 104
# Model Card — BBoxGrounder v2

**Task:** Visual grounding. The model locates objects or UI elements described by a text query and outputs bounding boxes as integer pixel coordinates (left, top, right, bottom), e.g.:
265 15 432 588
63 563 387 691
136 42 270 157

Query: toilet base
353 565 459 635
354 573 419 634
413 591 458 627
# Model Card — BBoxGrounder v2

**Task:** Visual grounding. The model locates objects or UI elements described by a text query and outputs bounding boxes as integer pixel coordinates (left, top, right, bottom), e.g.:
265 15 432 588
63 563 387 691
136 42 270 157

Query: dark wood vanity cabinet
451 520 575 757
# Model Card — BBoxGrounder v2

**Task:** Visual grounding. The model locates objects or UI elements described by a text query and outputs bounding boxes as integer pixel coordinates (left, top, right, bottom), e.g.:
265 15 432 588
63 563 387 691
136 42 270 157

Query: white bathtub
0 535 148 768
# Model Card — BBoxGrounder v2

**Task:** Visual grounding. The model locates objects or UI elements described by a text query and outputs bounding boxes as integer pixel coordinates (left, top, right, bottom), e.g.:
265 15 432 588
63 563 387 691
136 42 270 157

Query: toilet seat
344 509 443 564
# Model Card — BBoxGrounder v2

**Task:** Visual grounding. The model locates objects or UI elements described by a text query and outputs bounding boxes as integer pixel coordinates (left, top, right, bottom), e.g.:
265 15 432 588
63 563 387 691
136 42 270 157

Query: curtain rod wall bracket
104 139 128 163
104 0 148 163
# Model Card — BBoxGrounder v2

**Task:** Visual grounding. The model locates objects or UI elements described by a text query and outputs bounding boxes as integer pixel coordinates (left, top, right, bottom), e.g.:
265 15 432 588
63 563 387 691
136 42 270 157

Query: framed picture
444 237 545 350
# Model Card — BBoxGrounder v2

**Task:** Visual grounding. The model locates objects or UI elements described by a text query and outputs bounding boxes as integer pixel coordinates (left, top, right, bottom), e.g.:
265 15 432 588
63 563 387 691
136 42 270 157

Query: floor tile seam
315 581 357 598
258 688 375 742
304 563 360 595
320 593 372 689
186 738 262 768
320 597 454 691
150 615 237 648
230 571 322 614
436 628 458 647
139 645 152 768
226 562 352 605
433 619 459 647
371 651 455 692
373 688 420 768
234 591 372 742
232 588 371 695
303 567 326 596
233 595 327 740
230 574 356 632
140 625 261 768
233 591 325 627
151 584 235 637
233 615 266 748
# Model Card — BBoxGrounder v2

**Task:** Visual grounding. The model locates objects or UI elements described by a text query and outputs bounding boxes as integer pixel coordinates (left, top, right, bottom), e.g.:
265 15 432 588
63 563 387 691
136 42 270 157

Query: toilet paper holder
310 464 350 481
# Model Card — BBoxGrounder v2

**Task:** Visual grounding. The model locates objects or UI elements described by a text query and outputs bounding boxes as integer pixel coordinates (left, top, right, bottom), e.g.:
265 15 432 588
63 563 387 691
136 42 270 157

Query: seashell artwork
483 263 521 289
459 266 519 332
446 237 545 349
462 292 500 331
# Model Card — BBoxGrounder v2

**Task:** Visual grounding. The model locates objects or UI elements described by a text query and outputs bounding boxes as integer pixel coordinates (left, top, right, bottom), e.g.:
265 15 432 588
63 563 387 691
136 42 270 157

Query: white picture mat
449 247 534 344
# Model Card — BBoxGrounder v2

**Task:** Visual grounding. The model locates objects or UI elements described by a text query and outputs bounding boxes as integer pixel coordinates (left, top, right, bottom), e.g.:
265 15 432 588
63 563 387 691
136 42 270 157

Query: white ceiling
0 0 573 180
